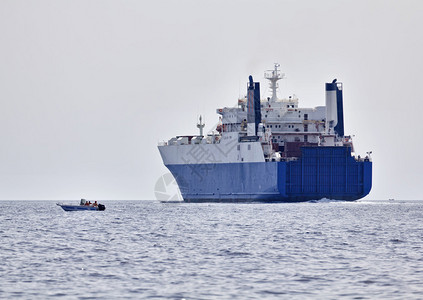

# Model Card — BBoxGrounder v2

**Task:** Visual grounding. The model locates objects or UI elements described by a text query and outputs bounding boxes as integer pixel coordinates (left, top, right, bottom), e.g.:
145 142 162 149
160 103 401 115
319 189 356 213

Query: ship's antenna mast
197 115 205 136
264 63 285 102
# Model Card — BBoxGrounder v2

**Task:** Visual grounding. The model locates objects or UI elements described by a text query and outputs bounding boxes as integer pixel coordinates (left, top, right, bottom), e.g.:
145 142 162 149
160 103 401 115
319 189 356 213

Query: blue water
1 200 423 299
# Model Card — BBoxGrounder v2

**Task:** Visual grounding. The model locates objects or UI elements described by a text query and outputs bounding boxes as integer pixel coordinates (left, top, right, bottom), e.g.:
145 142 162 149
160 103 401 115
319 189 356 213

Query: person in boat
93 201 98 207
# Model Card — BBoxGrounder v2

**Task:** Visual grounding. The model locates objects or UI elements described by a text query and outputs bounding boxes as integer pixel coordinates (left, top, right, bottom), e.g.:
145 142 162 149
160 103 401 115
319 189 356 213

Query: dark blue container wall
363 161 372 196
286 147 371 200
166 146 372 202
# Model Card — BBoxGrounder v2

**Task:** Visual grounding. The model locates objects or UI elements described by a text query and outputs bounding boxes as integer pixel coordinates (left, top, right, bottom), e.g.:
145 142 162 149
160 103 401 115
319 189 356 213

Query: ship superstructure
158 64 372 202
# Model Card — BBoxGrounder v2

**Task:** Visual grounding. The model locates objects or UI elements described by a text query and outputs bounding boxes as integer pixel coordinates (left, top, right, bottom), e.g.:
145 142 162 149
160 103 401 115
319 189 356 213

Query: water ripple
1 200 423 299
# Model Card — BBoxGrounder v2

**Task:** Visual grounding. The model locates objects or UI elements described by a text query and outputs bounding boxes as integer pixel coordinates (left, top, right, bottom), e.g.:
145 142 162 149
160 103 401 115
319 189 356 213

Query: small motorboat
57 199 106 211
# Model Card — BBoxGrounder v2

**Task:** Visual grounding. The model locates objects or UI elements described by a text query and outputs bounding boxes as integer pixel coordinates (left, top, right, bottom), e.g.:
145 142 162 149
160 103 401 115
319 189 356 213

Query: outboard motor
98 204 106 211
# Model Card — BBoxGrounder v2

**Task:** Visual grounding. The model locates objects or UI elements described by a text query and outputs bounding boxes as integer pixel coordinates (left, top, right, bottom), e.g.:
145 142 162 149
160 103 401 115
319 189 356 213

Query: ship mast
264 63 285 102
197 115 205 136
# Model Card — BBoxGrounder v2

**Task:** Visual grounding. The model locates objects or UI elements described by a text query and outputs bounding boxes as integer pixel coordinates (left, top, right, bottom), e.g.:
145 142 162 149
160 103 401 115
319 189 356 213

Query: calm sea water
1 200 423 299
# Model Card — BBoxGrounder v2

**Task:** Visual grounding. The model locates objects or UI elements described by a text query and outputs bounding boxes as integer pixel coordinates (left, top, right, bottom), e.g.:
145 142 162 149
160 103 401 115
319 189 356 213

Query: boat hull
57 204 105 211
165 146 372 202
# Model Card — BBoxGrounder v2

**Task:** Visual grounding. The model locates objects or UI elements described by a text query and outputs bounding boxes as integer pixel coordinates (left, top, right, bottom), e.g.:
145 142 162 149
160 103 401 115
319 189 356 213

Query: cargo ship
158 64 372 202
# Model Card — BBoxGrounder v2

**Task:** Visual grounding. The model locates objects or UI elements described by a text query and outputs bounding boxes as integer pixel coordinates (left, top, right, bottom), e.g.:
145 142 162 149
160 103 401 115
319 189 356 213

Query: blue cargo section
165 146 372 202
167 162 285 202
286 146 372 201
362 160 372 197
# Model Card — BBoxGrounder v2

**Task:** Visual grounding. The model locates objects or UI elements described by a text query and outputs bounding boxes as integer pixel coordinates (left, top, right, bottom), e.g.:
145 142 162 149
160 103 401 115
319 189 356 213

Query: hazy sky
1 0 422 200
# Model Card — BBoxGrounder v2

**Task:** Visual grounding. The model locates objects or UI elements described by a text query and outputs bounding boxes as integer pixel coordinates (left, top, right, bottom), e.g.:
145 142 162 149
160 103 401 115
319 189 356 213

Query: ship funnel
247 76 261 136
325 80 344 137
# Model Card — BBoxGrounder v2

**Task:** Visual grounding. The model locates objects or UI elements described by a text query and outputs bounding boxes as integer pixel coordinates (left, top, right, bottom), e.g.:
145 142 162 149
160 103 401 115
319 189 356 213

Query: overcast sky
1 0 422 200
